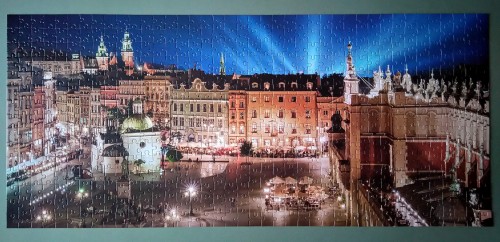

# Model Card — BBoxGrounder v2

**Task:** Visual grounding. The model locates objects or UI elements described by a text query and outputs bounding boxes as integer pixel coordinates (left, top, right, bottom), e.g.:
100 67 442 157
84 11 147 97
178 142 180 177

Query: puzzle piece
5 14 491 228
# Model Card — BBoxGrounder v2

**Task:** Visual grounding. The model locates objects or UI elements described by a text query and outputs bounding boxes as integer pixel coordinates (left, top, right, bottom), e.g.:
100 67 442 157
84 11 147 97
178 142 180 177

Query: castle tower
343 42 360 104
96 35 109 71
219 52 226 75
121 31 134 75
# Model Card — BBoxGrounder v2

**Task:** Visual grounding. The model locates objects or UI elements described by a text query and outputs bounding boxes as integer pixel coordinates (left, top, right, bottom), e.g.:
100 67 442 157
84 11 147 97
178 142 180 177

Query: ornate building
143 77 172 125
95 35 109 71
117 80 145 109
121 31 134 76
170 78 230 147
330 42 491 226
245 75 318 150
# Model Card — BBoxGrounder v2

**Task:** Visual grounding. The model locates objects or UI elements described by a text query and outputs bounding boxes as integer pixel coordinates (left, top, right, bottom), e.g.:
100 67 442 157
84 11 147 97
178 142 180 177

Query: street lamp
184 185 197 216
36 209 52 227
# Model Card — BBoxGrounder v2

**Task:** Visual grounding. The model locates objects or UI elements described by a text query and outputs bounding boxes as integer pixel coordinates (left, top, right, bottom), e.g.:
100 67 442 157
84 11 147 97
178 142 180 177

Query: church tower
121 31 134 76
219 52 226 75
343 42 360 104
96 35 109 71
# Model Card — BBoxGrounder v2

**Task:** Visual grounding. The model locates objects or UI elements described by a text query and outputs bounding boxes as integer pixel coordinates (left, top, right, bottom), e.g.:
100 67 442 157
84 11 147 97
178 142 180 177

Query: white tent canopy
285 176 297 185
299 176 313 185
270 176 285 184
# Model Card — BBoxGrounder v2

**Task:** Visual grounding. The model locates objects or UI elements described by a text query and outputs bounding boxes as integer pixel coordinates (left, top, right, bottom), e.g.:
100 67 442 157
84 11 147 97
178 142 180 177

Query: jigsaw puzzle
6 14 491 228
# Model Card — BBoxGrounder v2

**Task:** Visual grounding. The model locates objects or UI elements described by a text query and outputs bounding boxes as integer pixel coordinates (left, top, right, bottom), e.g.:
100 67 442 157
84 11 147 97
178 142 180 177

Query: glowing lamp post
184 186 197 216
36 209 52 227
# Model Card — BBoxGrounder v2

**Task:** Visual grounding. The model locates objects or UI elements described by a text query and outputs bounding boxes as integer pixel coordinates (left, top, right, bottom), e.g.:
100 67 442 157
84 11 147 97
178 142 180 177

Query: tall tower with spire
121 31 134 75
219 52 226 75
96 35 109 71
343 42 360 104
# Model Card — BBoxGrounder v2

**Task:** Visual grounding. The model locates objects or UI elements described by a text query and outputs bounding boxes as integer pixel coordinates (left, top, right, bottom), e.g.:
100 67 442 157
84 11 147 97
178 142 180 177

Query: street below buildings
7 155 348 228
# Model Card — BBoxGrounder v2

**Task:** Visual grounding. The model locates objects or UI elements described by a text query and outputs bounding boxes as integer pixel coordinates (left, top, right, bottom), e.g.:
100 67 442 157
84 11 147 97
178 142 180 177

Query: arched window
406 112 416 137
428 112 437 136
368 110 379 133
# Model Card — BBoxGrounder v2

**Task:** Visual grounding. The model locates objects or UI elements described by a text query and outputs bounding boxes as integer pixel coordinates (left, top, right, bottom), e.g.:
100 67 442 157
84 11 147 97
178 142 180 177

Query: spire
219 52 226 75
345 41 355 78
121 31 133 52
96 35 108 57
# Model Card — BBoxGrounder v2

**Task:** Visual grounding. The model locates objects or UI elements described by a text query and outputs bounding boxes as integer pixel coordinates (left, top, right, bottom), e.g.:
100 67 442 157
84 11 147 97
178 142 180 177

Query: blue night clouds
8 14 488 76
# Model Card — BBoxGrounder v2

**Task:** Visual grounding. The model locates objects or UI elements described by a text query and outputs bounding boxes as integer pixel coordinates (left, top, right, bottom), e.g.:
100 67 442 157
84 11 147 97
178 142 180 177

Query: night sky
7 14 489 76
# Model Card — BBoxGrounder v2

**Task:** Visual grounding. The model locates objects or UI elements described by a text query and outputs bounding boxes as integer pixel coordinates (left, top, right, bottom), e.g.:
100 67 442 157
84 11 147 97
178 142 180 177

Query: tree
240 141 253 156
166 149 183 162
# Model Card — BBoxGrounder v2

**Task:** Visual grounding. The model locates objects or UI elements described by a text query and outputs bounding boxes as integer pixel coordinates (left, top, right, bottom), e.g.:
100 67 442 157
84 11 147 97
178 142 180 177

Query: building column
392 139 408 188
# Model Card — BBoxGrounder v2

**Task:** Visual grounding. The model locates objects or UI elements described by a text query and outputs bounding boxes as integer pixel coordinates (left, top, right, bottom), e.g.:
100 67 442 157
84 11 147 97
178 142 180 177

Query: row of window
172 117 224 128
252 82 314 90
173 103 223 113
250 109 311 119
249 96 312 103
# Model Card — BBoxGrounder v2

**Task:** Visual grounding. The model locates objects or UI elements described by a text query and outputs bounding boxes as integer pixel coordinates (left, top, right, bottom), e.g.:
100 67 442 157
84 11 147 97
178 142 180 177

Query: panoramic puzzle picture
6 14 491 228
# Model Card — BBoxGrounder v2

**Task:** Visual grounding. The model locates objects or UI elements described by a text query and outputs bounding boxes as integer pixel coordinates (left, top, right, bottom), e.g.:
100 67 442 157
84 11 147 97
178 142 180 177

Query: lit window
264 82 270 90
252 82 258 88
278 109 284 118
251 97 257 102
264 96 270 102
252 123 257 133
264 110 270 118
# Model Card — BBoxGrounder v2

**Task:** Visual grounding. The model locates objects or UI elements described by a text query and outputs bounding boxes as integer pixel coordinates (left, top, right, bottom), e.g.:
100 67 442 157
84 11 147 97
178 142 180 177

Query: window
179 117 184 127
278 124 284 133
197 104 200 112
190 104 194 112
291 82 298 88
231 125 236 134
239 101 244 108
264 139 271 147
239 124 245 134
264 96 270 102
252 110 257 118
218 119 222 128
292 128 297 134
173 117 178 126
180 104 184 112
252 123 257 133
252 82 258 88
264 110 270 118
218 104 222 113
251 138 257 146
231 101 235 108
251 97 257 102
264 82 270 90
278 96 283 102
203 104 207 112
305 124 311 134
291 110 297 118
279 82 285 89
307 82 313 90
173 103 177 111
210 104 214 112
196 118 201 127
305 96 311 102
231 112 236 119
323 110 328 116
305 110 311 119
265 124 270 133
189 118 194 127
240 112 244 119
291 96 296 102
278 109 284 118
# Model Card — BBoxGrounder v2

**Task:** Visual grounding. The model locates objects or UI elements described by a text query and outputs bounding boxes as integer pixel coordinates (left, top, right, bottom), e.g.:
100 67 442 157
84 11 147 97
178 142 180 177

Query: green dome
120 114 154 134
